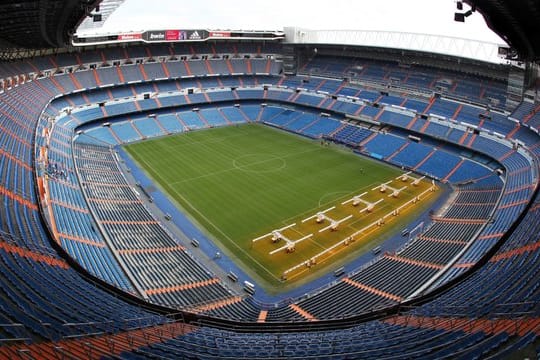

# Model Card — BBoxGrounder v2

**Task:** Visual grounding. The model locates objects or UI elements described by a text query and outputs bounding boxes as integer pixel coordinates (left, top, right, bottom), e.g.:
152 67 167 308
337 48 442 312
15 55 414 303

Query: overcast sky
95 0 505 44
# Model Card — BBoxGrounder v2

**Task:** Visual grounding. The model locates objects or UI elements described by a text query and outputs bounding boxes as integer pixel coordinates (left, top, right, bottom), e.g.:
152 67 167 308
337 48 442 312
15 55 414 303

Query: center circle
232 153 286 173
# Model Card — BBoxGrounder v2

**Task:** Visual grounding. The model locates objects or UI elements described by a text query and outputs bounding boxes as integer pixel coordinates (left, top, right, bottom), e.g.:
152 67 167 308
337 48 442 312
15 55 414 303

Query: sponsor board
144 31 166 41
118 33 142 41
165 30 187 41
143 30 208 42
74 29 285 45
210 31 231 38
187 30 202 40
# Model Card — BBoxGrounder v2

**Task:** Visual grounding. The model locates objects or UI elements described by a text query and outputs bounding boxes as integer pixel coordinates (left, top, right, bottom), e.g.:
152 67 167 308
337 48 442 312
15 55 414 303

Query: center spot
232 154 286 173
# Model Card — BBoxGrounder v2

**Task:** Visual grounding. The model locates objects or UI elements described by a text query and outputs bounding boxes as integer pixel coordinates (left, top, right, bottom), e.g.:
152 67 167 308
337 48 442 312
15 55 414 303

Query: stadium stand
42 71 531 321
0 1 539 357
73 142 235 308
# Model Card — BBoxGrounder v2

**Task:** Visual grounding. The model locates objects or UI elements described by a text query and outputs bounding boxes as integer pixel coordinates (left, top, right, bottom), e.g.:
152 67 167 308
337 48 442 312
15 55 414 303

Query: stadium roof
284 28 505 64
77 0 125 32
0 0 99 49
0 0 538 64
466 0 540 61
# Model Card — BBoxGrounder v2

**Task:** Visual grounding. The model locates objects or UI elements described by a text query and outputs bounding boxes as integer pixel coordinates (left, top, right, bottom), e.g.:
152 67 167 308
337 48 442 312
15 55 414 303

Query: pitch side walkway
117 146 451 304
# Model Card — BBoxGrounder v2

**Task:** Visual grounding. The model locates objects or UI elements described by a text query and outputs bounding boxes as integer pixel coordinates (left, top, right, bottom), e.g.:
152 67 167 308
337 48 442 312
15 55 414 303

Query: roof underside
284 28 505 64
467 0 540 61
77 0 125 33
0 0 99 49
0 0 538 63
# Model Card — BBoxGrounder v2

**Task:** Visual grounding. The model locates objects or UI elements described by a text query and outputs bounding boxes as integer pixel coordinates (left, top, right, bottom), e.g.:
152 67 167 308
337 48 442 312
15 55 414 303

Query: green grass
124 124 438 292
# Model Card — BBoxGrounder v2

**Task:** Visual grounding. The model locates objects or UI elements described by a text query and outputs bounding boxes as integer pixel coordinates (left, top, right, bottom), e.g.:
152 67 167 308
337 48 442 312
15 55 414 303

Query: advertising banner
74 29 283 46
144 30 166 41
143 30 208 42
210 31 231 38
165 30 188 41
118 33 142 41
186 30 208 41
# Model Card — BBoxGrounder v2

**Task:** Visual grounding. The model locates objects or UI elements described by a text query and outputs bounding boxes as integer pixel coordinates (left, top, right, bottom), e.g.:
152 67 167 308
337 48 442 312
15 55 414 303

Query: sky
94 0 505 44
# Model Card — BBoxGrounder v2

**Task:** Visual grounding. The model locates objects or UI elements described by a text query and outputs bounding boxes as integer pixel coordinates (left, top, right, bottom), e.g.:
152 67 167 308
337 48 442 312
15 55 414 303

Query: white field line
170 147 320 186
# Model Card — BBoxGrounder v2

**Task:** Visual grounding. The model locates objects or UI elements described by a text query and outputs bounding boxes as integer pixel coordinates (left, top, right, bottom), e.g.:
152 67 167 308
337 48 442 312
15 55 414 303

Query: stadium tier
1 40 539 359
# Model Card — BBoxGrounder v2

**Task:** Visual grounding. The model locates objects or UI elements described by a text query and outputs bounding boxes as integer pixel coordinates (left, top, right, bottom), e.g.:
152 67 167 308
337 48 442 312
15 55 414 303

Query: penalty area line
279 181 381 227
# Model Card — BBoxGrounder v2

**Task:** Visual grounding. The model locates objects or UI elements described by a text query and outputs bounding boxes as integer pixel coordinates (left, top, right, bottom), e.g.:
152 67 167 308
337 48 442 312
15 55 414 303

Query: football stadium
0 0 539 358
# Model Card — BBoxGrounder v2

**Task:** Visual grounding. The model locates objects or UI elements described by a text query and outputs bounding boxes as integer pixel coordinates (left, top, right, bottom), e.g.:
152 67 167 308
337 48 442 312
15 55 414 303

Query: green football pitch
125 124 439 292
